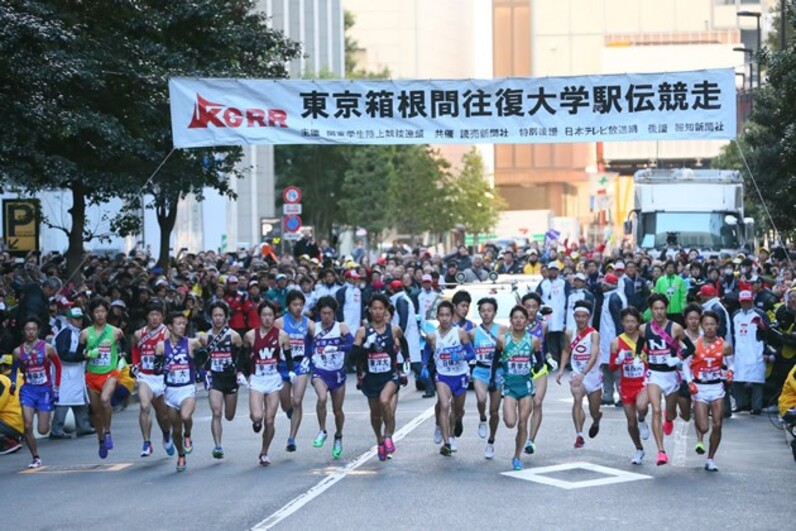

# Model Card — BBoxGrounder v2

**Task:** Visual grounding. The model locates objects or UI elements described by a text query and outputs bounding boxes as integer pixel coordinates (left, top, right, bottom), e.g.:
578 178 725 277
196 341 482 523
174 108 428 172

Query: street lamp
733 47 753 91
737 10 762 88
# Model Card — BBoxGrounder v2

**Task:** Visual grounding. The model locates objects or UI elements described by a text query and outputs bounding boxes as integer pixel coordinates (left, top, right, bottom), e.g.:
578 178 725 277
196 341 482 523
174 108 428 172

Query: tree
0 1 301 275
767 1 795 51
452 148 504 238
339 146 395 249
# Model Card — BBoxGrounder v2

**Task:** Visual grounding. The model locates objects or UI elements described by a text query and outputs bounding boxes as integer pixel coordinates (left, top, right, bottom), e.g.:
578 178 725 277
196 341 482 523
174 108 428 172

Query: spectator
462 255 490 282
535 262 569 363
523 248 542 275
565 272 595 336
495 250 520 275
654 260 687 325
732 290 769 415
599 273 626 406
50 307 94 438
335 269 363 336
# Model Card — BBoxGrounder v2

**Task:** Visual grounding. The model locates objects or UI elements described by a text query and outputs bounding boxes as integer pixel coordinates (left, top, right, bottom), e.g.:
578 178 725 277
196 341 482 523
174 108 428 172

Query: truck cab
624 169 754 255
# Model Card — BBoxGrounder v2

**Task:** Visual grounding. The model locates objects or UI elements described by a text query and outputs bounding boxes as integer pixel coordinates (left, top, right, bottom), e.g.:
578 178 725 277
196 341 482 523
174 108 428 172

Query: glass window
638 212 740 250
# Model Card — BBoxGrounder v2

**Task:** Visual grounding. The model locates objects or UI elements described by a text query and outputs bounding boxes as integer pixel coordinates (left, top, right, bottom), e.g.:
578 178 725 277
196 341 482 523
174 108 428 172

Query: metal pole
756 16 762 88
783 0 788 51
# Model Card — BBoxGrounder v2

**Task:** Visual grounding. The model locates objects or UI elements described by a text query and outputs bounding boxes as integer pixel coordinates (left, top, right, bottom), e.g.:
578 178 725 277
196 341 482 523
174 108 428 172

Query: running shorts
435 373 470 397
312 368 346 392
620 381 646 405
86 370 119 393
209 371 239 395
646 370 680 397
571 370 603 395
137 372 165 399
164 385 195 410
360 372 399 399
502 375 534 400
19 384 54 412
694 382 725 404
278 358 310 382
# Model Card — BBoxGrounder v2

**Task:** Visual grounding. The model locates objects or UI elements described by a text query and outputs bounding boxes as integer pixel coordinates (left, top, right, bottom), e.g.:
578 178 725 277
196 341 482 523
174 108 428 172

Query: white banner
169 69 736 148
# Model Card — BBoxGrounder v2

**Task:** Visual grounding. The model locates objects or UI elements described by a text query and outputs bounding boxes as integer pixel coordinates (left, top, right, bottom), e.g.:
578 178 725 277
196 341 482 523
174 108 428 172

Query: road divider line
251 404 436 530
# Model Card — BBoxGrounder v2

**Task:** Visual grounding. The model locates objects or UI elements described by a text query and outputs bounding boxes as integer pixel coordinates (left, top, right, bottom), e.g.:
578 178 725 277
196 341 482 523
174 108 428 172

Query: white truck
623 169 754 255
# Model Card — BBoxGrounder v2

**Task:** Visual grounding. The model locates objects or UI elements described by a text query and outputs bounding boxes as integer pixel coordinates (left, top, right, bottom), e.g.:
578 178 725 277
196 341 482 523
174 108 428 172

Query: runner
522 293 550 455
682 303 706 454
243 300 294 467
155 312 206 472
274 290 315 453
130 300 172 458
352 294 404 461
423 301 475 456
609 307 650 465
682 311 734 471
310 296 353 459
640 293 696 465
205 301 244 459
469 297 507 459
79 298 125 459
491 305 536 470
10 317 61 468
556 301 602 448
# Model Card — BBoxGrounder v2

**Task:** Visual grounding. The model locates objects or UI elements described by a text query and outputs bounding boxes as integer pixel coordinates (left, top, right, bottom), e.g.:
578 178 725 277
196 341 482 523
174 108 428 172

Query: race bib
700 367 722 381
507 357 531 375
141 354 155 371
648 352 669 365
95 346 112 367
622 356 645 379
289 337 305 358
210 352 231 372
26 367 47 386
167 364 191 385
367 352 391 374
475 346 493 364
255 359 277 377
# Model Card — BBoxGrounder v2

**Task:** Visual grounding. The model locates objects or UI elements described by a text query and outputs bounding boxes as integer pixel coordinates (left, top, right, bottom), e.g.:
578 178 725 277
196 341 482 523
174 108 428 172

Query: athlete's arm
274 317 284 330
531 336 545 372
46 344 62 388
351 327 366 373
608 338 622 371
583 331 600 376
279 330 295 372
490 336 503 384
338 324 354 352
131 329 142 367
723 342 734 380
9 351 19 393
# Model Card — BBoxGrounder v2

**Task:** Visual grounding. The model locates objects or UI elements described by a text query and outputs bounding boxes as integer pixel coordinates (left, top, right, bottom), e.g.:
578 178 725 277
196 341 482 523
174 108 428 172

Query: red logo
188 94 287 129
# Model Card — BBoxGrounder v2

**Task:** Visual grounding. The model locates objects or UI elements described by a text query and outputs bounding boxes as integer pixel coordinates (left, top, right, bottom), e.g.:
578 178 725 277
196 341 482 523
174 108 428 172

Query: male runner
682 303 707 454
682 311 734 471
522 293 553 455
131 300 172 458
205 301 244 459
424 301 475 456
310 296 353 459
11 317 61 468
80 298 125 459
352 294 404 461
156 312 206 472
556 301 602 448
469 297 507 459
275 290 315 452
244 300 294 466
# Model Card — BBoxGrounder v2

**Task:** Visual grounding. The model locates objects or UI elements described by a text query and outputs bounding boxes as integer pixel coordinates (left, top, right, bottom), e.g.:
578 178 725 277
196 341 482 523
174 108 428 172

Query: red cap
697 285 717 298
739 290 754 302
344 270 360 279
603 273 619 285
389 280 403 292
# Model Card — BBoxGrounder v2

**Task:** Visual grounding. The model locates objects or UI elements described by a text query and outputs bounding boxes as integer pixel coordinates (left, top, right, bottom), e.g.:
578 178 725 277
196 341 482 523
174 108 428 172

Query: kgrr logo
188 94 287 129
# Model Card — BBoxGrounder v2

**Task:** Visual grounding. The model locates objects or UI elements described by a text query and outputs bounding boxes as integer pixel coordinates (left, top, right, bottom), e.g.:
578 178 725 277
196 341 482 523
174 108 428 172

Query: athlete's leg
367 397 384 443
88 389 105 442
515 396 532 459
488 389 501 442
451 390 467 438
587 389 603 425
436 382 454 444
289 374 309 439
99 377 117 434
571 383 586 434
138 382 154 441
664 392 679 424
623 403 642 449
249 389 265 428
36 408 51 435
279 380 292 413
502 396 518 429
529 375 547 442
180 397 196 440
223 391 238 421
312 378 330 433
473 378 488 426
21 406 39 458
380 382 398 438
168 405 183 457
707 398 724 459
151 395 171 435
677 394 692 422
262 392 280 455
209 389 224 447
647 384 665 452
330 384 346 437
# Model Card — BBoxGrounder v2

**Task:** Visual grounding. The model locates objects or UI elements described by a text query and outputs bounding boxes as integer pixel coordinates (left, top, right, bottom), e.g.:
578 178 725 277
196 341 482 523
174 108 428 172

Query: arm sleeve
49 352 62 387
339 333 354 353
462 342 476 362
351 345 366 371
398 335 410 363
681 355 693 383
304 334 314 358
284 348 295 372
681 336 696 358
422 342 433 368
238 346 251 376
397 299 409 331
10 357 19 389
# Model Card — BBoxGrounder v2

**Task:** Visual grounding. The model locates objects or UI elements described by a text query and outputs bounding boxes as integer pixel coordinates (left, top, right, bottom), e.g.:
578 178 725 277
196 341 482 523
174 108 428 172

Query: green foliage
766 1 795 51
339 146 395 244
452 148 504 235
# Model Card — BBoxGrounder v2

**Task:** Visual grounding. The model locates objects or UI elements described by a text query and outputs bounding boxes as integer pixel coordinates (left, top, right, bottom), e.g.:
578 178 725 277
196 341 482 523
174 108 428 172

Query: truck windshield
639 212 740 250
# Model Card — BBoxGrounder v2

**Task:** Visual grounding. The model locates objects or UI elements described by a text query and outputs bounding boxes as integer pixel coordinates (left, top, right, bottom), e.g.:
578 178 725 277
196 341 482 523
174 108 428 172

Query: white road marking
672 418 688 467
502 461 652 489
251 404 436 530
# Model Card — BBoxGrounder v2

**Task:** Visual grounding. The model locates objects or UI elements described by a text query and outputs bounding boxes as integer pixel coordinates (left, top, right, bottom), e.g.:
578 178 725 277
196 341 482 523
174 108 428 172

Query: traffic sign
283 215 302 233
283 232 302 241
3 199 39 255
283 203 302 215
282 186 302 204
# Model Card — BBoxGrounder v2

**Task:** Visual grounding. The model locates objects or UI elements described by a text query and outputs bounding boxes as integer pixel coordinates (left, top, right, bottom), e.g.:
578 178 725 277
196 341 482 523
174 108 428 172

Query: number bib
622 354 646 379
141 354 155 371
475 345 494 364
314 348 341 371
367 352 391 374
507 356 531 376
289 337 305 358
94 346 112 367
211 352 232 373
166 364 191 385
647 350 670 366
25 367 47 386
254 358 277 377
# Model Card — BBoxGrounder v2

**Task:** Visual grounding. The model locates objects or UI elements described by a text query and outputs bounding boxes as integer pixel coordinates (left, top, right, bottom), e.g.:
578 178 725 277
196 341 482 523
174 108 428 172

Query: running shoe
449 437 458 453
663 418 674 436
104 432 114 450
384 437 396 455
176 455 187 472
656 450 668 466
99 440 108 459
704 459 719 472
694 441 706 455
478 421 488 439
588 413 602 438
259 454 270 467
183 436 193 455
512 457 523 471
631 449 645 465
574 435 585 449
28 456 42 469
524 440 536 455
332 437 343 459
163 431 175 456
638 419 650 441
0 436 22 455
313 431 328 448
439 444 452 457
377 443 387 461
286 438 297 452
252 420 263 433
212 446 224 459
454 418 464 438
141 441 153 458
433 425 443 444
484 443 495 460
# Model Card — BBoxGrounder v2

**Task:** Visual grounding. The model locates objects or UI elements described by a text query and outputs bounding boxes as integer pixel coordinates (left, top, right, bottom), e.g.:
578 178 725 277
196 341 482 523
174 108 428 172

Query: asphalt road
2 375 793 530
